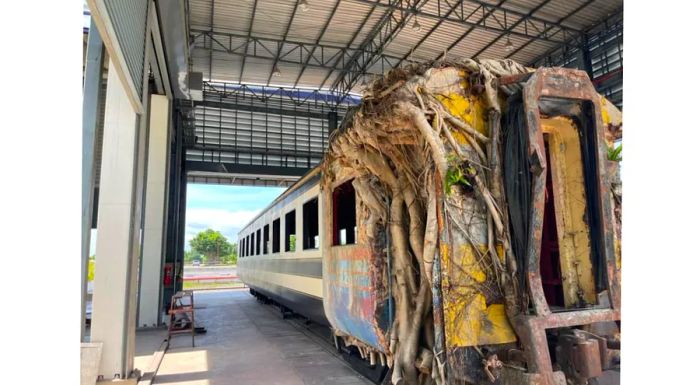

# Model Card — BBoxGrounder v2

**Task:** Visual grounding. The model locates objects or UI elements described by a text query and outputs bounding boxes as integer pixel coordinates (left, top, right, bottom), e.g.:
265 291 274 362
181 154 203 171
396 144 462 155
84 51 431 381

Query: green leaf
444 165 472 195
608 144 622 161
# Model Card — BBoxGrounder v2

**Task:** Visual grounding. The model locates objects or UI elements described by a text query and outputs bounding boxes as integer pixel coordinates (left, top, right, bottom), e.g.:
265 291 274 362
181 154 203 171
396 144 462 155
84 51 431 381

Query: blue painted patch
325 246 392 352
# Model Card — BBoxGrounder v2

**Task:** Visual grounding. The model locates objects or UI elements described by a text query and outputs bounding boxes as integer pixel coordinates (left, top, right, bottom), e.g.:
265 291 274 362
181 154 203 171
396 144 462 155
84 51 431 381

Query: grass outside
182 280 246 290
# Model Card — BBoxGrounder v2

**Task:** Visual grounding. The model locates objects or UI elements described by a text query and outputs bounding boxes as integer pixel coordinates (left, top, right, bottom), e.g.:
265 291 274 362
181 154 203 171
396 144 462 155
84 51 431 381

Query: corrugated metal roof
189 0 622 93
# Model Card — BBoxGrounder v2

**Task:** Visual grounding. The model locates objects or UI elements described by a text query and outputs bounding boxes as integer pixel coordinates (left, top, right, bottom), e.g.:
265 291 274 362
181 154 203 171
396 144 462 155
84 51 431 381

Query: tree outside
188 228 237 265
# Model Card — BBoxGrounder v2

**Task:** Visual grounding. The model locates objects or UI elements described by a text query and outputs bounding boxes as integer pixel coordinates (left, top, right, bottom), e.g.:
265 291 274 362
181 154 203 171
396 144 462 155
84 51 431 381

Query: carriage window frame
263 224 270 254
272 218 281 253
302 197 320 250
332 179 357 246
285 210 297 252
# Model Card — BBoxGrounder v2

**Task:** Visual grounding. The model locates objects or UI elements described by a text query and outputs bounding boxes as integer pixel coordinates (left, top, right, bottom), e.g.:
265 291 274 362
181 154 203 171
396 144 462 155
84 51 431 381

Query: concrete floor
134 328 168 375
152 289 373 385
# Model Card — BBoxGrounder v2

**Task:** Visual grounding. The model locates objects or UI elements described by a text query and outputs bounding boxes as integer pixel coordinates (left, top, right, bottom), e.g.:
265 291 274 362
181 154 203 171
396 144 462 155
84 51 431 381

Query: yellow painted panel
436 93 489 137
433 90 517 347
441 244 517 347
542 117 596 306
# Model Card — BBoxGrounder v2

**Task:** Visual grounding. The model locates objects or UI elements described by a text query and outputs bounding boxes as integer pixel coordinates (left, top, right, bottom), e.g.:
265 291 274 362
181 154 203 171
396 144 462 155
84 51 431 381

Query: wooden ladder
167 290 195 347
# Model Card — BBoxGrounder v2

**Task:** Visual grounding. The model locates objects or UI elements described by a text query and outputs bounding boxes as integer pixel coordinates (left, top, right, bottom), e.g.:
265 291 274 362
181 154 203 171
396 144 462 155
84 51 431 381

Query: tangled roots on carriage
320 59 532 385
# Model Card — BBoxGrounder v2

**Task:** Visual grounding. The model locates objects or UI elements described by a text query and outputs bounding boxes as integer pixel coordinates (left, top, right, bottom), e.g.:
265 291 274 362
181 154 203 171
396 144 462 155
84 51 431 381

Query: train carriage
239 60 622 385
237 168 327 326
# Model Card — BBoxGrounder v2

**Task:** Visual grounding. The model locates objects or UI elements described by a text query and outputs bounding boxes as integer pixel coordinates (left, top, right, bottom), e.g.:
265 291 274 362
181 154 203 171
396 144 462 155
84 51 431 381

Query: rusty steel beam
506 67 621 385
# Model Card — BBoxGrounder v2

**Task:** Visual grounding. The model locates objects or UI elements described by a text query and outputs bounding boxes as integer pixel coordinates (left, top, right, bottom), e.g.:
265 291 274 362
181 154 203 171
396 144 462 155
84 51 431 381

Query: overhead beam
431 0 508 63
189 143 324 160
293 0 342 87
319 0 383 89
470 0 554 58
330 0 428 102
507 0 596 60
201 82 360 110
266 0 301 86
348 0 581 44
193 98 329 120
238 0 259 83
192 29 407 79
396 0 465 68
187 174 298 187
186 161 311 177
525 6 622 66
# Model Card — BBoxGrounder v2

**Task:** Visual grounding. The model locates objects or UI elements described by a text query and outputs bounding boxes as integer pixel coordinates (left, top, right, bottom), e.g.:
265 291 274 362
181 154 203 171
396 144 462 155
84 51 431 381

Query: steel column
579 33 594 79
81 18 105 343
163 106 185 312
176 158 188 293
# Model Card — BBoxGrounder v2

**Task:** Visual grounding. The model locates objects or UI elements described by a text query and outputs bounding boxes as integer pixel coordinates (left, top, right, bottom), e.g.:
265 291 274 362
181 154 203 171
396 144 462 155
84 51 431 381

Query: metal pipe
385 196 394 330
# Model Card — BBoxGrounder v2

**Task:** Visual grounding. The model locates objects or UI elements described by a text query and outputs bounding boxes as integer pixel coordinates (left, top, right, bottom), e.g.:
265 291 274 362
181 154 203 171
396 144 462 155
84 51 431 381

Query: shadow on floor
152 289 372 385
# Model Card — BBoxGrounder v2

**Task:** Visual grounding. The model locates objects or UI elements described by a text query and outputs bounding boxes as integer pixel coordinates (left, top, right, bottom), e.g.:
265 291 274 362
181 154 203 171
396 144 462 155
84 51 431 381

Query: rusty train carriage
239 62 622 385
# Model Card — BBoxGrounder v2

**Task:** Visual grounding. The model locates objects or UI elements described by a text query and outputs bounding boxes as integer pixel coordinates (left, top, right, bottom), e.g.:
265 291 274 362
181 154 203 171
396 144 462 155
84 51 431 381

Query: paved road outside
183 265 237 277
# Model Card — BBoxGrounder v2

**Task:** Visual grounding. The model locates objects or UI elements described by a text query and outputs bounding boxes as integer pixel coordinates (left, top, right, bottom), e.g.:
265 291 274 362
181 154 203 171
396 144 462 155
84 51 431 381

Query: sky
89 184 285 255
184 184 286 250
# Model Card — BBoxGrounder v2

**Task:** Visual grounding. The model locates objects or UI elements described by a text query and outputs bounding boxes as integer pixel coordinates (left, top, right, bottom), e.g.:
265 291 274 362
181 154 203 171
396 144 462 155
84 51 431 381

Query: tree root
320 59 545 385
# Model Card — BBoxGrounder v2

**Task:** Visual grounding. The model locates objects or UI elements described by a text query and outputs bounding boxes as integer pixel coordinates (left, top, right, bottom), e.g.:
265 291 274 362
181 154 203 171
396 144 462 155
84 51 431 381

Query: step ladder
167 290 195 347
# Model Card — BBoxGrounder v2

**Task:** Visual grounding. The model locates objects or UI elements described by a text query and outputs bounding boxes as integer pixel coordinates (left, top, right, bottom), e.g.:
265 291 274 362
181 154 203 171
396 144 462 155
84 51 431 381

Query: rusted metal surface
555 331 602 383
500 367 567 385
510 68 621 385
498 73 533 87
483 354 504 382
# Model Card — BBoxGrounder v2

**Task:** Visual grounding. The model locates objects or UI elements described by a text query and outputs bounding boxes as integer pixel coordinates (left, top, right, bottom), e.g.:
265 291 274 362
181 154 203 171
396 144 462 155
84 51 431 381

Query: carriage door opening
541 115 597 309
333 180 356 246
541 137 565 308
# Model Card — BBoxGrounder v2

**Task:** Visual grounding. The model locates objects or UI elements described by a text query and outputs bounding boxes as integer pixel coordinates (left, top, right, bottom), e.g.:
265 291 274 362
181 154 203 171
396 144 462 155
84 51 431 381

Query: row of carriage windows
239 180 359 258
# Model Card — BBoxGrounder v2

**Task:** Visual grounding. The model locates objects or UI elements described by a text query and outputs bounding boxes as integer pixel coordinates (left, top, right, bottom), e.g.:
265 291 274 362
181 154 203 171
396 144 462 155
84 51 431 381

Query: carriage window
263 224 270 254
333 180 357 245
256 228 261 255
285 210 296 252
272 218 281 253
250 233 255 256
303 197 319 250
246 235 251 256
